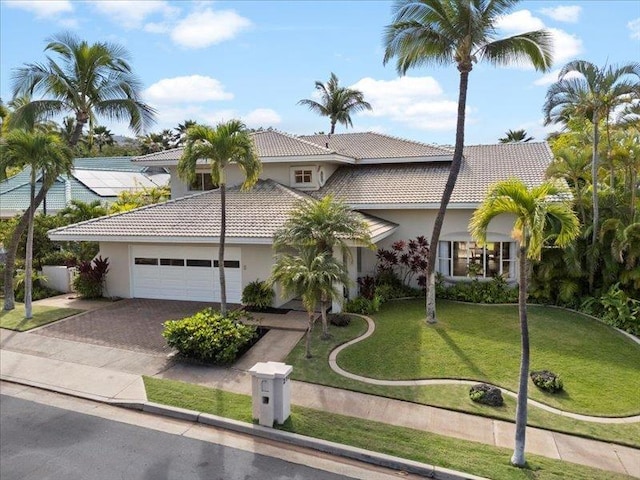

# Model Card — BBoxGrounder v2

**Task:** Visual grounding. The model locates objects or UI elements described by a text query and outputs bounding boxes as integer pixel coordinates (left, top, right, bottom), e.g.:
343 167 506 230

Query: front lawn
144 377 632 480
0 305 84 331
285 300 640 447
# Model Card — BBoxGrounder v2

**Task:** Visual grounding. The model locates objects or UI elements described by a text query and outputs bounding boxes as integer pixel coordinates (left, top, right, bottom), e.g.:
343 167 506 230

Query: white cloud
171 8 251 48
533 68 582 86
549 28 583 64
629 18 640 40
496 10 545 34
91 1 178 30
351 76 460 131
144 76 234 105
540 6 581 23
243 109 282 128
5 0 72 17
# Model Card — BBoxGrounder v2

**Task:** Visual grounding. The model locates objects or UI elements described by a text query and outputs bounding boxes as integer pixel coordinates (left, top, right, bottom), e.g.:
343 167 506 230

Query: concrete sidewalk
1 329 638 478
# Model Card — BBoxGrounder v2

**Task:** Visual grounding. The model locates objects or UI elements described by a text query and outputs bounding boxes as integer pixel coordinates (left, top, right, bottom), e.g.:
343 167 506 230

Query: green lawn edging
0 305 84 331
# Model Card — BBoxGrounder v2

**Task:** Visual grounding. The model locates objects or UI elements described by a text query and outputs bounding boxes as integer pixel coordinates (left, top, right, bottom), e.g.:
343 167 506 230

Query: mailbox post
249 361 292 427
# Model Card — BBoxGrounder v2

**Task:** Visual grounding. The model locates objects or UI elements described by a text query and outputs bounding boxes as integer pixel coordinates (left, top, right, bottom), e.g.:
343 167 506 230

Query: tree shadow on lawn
433 327 489 380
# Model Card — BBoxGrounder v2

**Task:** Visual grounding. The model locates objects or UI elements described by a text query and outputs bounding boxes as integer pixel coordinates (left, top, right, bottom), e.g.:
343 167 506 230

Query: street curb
137 401 488 480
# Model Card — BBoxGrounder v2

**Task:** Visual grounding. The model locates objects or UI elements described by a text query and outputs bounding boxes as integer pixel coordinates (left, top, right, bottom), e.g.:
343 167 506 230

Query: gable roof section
300 132 453 162
315 142 553 207
48 179 398 244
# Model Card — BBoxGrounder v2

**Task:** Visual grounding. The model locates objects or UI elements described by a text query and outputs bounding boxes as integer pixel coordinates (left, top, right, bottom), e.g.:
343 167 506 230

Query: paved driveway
35 299 222 355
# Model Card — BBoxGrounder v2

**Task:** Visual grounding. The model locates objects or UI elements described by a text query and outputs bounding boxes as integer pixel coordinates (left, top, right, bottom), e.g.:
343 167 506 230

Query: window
189 173 216 191
160 258 185 266
437 241 515 279
186 259 212 267
294 169 312 184
213 260 240 268
135 257 158 265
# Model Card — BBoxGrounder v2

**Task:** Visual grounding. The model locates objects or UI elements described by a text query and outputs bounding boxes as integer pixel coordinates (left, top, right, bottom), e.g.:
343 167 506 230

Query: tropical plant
174 119 198 147
271 248 350 356
58 199 107 224
108 186 170 214
10 32 155 146
92 126 114 153
298 72 372 134
470 178 580 467
499 129 533 143
0 129 73 316
543 60 640 254
383 0 553 324
545 146 591 224
178 120 261 315
241 279 275 310
73 256 109 299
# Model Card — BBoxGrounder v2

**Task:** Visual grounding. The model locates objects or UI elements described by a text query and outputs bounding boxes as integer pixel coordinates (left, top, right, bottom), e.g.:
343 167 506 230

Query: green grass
0 305 84 331
285 303 640 447
144 376 634 480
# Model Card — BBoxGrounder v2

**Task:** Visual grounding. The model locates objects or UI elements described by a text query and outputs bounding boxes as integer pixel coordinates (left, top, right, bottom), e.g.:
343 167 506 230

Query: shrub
469 383 504 406
436 276 518 304
163 309 257 364
41 250 78 267
581 283 640 335
73 256 109 299
530 370 564 393
241 279 274 310
345 295 382 315
357 275 377 300
376 236 429 287
328 313 351 327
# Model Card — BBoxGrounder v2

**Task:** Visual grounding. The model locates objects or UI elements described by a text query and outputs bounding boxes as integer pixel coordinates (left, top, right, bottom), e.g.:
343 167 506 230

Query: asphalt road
0 394 357 480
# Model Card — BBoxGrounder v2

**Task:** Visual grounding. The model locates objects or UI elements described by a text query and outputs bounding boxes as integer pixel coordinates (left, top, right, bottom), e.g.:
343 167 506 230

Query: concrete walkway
1 326 638 478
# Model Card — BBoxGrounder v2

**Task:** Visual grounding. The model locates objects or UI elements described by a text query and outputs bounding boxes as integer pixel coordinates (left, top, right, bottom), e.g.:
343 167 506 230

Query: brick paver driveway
34 298 232 355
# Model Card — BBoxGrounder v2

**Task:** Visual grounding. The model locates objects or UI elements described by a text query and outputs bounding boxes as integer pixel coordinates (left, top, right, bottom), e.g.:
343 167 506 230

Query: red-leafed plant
376 236 429 287
73 256 109 298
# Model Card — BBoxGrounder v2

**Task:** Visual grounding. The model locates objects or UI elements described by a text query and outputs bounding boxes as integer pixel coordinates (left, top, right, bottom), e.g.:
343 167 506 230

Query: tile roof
300 132 453 160
48 179 398 242
314 142 553 205
133 131 451 164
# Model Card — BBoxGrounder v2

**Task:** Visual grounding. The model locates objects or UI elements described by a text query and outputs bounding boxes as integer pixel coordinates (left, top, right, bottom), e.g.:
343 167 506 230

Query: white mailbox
248 361 292 427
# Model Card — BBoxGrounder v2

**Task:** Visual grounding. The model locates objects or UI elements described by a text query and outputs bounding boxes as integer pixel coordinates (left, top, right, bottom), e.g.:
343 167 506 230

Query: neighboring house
48 131 553 309
0 157 169 218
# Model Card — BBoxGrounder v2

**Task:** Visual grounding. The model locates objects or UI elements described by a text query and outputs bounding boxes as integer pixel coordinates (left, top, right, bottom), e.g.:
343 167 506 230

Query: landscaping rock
469 383 504 406
530 370 564 393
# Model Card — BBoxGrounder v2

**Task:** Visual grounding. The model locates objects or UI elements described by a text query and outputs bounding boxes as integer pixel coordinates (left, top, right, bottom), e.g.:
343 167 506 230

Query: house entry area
130 245 242 303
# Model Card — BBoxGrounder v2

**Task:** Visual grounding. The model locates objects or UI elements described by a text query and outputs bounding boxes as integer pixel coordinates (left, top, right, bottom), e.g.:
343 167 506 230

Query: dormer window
290 166 316 189
189 173 216 191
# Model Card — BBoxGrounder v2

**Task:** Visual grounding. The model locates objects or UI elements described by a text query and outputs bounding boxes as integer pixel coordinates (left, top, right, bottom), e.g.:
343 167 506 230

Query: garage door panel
131 246 241 303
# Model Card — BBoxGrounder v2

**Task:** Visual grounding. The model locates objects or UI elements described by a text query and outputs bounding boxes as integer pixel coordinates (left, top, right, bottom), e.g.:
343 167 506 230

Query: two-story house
48 130 553 308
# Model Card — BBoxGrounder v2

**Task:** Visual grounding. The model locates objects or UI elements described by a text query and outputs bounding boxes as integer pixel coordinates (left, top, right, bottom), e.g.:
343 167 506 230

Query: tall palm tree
10 32 156 147
271 248 350 357
383 0 553 323
92 126 114 153
178 120 261 315
470 178 579 467
0 130 73 318
546 147 591 224
298 73 372 134
273 195 373 336
543 60 640 253
499 129 533 143
174 119 198 147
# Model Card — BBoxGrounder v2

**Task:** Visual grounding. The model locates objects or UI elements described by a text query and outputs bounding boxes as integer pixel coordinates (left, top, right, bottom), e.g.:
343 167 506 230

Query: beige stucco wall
99 242 131 298
170 162 340 199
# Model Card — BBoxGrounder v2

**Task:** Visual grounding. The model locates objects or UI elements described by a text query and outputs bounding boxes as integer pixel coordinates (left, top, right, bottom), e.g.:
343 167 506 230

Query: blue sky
1 1 639 145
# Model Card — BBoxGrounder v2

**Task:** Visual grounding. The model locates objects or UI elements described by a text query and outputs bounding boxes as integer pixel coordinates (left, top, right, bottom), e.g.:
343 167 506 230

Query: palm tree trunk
321 297 329 339
3 184 48 311
589 115 600 291
330 120 336 135
511 246 530 467
305 311 314 358
25 170 36 319
219 181 227 316
70 113 88 147
426 68 470 323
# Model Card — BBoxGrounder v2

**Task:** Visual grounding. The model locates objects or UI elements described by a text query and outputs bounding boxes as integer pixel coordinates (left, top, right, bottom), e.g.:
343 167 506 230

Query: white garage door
131 245 242 303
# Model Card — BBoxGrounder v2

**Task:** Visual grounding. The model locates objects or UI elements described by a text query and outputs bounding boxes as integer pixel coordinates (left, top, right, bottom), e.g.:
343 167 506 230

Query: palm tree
271 248 350 357
543 60 640 253
0 130 73 318
10 32 156 147
92 126 114 153
273 195 373 337
383 0 553 323
546 147 591 224
174 119 198 147
470 178 579 467
177 120 261 315
298 73 372 134
499 129 533 143
59 199 107 224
